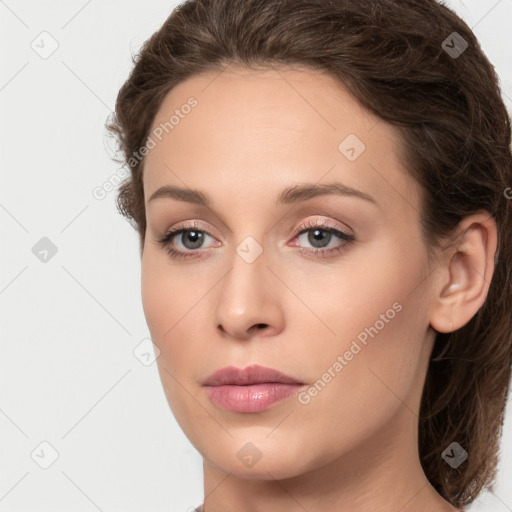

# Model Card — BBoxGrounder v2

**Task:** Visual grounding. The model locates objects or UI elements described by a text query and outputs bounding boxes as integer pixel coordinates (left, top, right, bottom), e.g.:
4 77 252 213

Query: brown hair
105 0 512 507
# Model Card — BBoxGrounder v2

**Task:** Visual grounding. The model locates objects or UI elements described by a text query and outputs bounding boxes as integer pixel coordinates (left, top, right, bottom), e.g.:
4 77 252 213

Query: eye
156 221 217 260
156 218 355 261
291 219 355 258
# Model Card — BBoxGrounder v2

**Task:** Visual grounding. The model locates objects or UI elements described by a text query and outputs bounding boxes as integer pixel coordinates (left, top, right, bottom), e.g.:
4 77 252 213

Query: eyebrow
147 182 377 207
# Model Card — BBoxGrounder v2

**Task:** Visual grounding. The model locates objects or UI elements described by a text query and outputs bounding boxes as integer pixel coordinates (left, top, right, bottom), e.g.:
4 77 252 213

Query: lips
203 364 303 386
203 364 305 413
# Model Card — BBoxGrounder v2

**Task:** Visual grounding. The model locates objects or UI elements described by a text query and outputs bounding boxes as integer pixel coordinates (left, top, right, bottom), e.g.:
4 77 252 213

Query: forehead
143 66 420 217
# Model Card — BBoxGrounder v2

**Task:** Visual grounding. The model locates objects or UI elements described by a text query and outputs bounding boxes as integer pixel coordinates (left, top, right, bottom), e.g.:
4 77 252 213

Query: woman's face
141 66 439 479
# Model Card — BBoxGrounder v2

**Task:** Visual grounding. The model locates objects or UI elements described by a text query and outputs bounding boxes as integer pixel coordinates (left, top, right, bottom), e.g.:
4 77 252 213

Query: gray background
0 1 511 510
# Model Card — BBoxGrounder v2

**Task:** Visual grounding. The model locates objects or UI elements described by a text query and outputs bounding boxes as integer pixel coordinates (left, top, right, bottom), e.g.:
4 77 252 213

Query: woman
106 0 512 510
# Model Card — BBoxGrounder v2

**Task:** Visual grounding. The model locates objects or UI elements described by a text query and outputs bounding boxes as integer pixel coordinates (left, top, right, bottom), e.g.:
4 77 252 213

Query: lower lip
205 383 304 413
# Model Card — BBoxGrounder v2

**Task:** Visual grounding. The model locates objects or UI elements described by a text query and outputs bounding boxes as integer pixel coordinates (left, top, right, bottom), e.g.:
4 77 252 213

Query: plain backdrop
1 1 511 511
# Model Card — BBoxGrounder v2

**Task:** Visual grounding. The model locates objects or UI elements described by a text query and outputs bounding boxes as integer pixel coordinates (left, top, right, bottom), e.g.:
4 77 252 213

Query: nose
213 244 285 341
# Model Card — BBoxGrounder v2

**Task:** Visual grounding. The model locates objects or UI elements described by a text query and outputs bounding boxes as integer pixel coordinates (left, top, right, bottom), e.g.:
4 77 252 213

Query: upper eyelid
160 219 352 248
296 217 351 232
165 218 351 238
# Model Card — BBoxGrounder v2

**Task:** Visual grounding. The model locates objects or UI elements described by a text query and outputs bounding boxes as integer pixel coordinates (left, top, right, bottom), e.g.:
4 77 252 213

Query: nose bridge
219 235 269 313
213 234 284 338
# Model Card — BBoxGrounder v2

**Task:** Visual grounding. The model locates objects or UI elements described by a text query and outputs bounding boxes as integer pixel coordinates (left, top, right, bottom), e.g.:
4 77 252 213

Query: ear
429 211 498 334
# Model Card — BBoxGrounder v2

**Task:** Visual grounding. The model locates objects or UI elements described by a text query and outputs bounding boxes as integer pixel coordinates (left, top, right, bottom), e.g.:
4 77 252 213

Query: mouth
203 364 305 413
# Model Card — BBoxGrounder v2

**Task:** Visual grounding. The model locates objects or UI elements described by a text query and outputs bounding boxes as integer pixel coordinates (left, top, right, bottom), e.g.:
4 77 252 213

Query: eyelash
156 219 355 261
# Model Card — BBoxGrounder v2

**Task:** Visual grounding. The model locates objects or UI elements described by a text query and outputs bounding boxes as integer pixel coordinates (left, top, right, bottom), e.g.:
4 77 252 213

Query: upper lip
203 364 303 386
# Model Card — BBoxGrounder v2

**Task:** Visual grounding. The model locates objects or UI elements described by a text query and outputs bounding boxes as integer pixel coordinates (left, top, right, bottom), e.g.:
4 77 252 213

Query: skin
140 66 497 512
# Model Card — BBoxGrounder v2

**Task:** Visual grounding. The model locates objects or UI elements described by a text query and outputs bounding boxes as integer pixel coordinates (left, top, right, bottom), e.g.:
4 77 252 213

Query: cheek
294 236 429 399
141 249 211 378
141 249 195 341
295 235 424 342
141 254 170 340
141 251 206 425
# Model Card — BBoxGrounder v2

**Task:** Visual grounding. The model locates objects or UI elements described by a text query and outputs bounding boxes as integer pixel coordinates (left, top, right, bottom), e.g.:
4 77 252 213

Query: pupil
183 230 203 249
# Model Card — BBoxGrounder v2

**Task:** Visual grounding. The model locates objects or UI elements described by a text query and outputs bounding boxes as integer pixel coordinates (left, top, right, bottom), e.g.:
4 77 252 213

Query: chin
199 434 320 480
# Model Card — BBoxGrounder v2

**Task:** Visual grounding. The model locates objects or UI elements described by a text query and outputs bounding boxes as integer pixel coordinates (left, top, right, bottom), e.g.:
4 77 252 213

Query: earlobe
429 212 497 334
